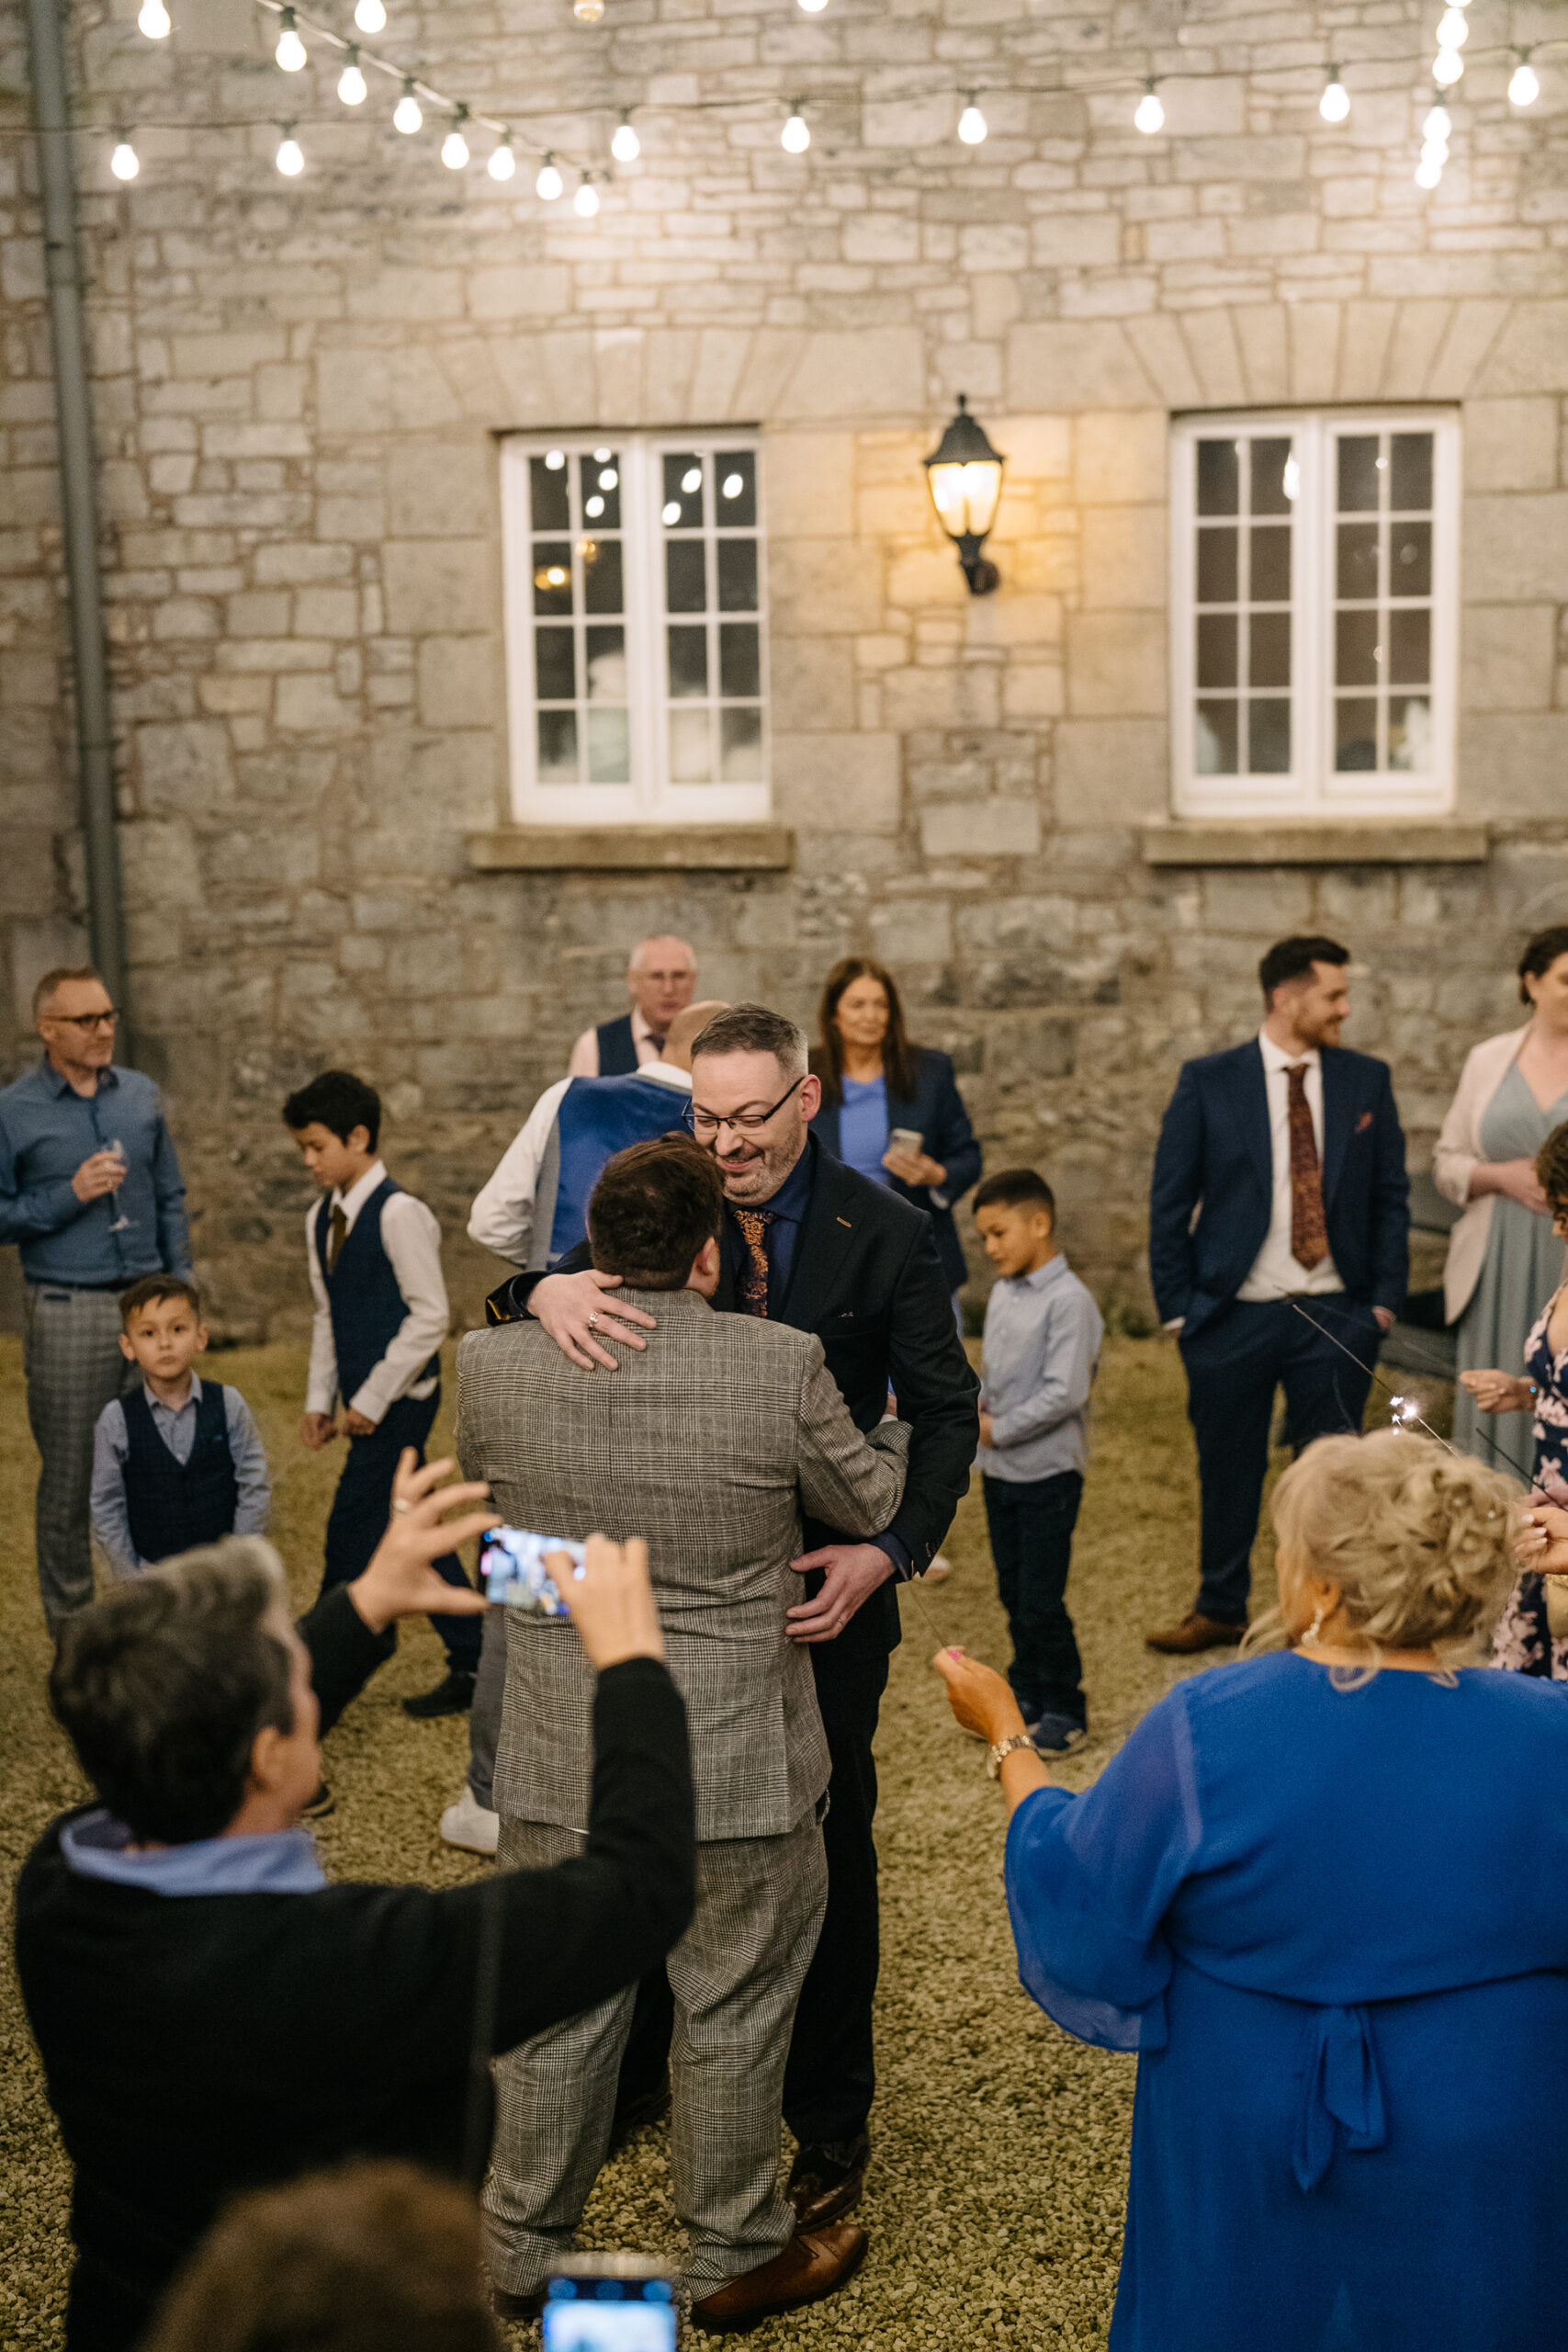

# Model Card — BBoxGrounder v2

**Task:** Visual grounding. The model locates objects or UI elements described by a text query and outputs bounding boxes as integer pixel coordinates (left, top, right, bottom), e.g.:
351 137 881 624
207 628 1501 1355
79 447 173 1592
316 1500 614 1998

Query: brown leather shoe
1145 1611 1247 1655
690 2224 868 2334
787 2129 870 2227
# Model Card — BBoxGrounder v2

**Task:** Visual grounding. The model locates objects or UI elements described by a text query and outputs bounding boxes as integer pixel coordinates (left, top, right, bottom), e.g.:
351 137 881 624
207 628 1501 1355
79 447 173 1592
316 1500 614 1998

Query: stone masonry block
386 442 493 539
769 539 884 636
1052 718 1167 825
1066 612 1165 716
381 540 494 636
920 800 1040 859
1461 605 1556 713
1464 401 1559 494
1080 507 1166 610
416 637 498 729
1075 411 1168 507
773 731 901 833
770 638 857 731
1008 322 1156 412
1464 495 1568 603
136 720 236 815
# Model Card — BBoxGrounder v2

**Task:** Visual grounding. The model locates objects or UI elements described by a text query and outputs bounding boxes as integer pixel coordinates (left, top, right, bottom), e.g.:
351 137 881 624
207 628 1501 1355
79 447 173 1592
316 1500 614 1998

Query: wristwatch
987 1731 1036 1780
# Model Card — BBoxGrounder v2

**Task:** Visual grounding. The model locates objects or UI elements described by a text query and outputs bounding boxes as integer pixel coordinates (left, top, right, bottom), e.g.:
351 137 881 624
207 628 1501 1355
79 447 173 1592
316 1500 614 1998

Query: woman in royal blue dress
937 1428 1568 2352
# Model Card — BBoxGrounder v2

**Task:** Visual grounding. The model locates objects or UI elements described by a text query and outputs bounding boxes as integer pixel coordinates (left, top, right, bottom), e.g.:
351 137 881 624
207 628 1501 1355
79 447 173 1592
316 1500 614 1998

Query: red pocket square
1355 1110 1374 1133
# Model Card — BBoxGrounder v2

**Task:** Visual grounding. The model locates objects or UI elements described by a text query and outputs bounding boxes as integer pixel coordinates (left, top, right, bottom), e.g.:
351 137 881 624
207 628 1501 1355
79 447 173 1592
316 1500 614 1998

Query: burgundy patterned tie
732 1207 773 1317
1286 1063 1328 1272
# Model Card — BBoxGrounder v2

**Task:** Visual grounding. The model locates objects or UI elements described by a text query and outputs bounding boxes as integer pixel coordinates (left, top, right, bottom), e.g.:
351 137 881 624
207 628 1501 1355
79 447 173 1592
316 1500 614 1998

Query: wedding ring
588 1312 600 1329
390 1498 411 1517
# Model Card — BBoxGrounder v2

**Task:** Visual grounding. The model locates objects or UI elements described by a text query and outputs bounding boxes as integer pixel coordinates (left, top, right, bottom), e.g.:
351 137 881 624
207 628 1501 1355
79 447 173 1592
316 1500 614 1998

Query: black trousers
1181 1296 1379 1624
319 1388 479 1670
982 1469 1086 1728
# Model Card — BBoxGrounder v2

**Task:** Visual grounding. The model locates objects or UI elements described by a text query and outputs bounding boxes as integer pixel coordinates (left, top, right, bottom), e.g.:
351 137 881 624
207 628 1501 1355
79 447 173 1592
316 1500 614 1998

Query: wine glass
104 1138 133 1232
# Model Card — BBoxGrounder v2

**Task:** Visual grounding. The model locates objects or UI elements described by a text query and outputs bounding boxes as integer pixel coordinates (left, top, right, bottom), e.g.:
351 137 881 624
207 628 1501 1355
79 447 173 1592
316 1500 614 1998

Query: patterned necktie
732 1207 773 1317
1286 1064 1328 1272
326 1203 348 1274
646 1033 666 1056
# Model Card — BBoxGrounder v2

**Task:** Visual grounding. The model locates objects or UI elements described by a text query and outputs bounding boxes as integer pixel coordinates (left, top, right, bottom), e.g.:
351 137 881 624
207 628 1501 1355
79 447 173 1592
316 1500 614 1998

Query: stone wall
2 0 1567 1335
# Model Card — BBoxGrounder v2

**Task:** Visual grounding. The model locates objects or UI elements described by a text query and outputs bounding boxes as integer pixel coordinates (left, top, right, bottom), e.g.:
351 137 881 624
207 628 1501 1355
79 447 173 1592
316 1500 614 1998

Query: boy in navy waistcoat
284 1069 479 1719
90 1275 270 1579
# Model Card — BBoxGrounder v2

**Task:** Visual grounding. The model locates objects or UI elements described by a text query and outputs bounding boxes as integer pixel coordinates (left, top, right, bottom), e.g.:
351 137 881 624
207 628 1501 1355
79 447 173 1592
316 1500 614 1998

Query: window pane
1250 438 1293 517
1249 526 1291 604
1335 698 1379 771
1389 696 1433 772
1337 435 1380 513
1390 433 1433 513
532 544 573 616
1195 701 1238 774
1196 440 1238 516
586 707 629 784
1247 699 1292 773
669 707 711 782
535 628 574 701
1336 608 1380 687
582 538 623 616
716 451 757 528
717 539 759 613
537 708 578 780
719 622 761 699
585 626 626 700
1249 611 1292 688
1388 607 1429 686
1392 522 1431 598
1196 527 1237 605
1197 613 1237 689
1336 522 1380 601
579 451 621 530
530 455 570 532
666 540 706 613
720 707 763 782
668 625 708 698
662 452 705 530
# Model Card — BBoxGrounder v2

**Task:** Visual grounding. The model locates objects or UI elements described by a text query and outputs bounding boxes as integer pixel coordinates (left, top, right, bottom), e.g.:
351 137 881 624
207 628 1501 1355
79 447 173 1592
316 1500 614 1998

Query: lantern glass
926 458 1003 541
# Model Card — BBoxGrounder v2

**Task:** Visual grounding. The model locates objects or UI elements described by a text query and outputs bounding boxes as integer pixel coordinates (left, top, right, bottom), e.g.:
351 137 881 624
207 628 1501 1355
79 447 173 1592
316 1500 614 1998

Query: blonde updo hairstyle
1244 1428 1519 1670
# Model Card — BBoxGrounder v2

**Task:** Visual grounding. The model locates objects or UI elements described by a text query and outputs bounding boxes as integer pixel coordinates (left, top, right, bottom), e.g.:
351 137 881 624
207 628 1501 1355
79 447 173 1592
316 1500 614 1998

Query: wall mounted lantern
922 393 1006 594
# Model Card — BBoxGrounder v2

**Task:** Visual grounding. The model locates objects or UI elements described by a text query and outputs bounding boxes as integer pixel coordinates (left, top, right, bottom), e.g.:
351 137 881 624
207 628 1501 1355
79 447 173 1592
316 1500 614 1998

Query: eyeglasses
682 1073 805 1139
45 1008 118 1031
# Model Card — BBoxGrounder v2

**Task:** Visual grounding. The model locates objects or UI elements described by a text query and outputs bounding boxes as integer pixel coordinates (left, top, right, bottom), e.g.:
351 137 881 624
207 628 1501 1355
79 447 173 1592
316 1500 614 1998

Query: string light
573 0 604 18
1416 95 1450 187
275 9 307 72
337 46 367 105
110 133 141 181
573 171 600 215
798 0 829 12
393 78 422 133
1432 43 1463 85
276 124 304 175
957 93 987 145
1436 6 1468 50
441 106 470 168
137 0 171 37
353 0 386 28
1509 51 1540 106
536 152 563 199
1319 66 1349 123
488 130 516 178
782 101 810 153
1134 80 1165 133
611 110 640 162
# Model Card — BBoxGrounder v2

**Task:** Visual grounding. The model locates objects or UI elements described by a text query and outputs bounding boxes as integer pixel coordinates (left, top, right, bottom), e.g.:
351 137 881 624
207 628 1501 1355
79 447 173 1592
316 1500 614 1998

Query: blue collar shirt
977 1251 1105 1485
0 1059 191 1285
60 1806 326 1894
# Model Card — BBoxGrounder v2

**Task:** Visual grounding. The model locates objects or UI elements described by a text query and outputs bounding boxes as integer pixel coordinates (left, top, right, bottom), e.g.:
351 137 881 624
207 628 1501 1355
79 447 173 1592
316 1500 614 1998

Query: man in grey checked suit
457 1136 908 2332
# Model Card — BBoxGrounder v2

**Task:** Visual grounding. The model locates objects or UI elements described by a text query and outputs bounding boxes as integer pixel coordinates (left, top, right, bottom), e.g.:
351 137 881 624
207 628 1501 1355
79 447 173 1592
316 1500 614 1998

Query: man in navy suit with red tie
1146 936 1410 1652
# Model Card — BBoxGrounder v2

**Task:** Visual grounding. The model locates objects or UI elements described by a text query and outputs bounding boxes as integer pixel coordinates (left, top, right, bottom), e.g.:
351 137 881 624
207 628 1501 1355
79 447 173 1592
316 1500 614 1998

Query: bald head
626 935 698 1036
660 1000 730 1072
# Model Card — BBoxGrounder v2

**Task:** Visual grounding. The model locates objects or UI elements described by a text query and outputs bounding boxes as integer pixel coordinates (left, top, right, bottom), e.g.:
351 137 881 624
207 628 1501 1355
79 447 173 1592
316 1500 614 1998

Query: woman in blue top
808 956 981 1297
936 1428 1568 2352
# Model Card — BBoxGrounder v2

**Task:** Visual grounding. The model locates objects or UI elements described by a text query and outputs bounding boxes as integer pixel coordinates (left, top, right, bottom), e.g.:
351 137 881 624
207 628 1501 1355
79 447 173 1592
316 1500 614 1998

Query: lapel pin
836 1216 852 1227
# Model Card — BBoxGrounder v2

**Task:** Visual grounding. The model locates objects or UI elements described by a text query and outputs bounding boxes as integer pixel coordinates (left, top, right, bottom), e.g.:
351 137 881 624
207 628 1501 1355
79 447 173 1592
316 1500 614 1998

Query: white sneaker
439 1786 499 1856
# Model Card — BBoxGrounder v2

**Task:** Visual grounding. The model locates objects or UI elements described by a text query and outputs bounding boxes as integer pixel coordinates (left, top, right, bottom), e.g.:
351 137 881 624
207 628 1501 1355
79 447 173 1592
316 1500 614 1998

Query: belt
29 1277 134 1294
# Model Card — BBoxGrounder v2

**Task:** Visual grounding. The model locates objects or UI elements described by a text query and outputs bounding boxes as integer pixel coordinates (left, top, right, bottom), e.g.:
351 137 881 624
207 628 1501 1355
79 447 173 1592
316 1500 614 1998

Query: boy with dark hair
283 1069 479 1720
90 1275 270 1581
972 1168 1103 1754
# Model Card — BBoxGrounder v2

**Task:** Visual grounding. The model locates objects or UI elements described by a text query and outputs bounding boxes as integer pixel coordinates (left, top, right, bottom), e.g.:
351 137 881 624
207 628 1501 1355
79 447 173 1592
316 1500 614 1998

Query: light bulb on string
573 0 605 19
1432 47 1463 85
137 0 170 38
354 0 387 28
1415 153 1444 187
611 111 640 162
1422 99 1451 142
1509 51 1540 107
276 126 305 175
338 47 367 106
782 102 810 153
1436 6 1468 49
1134 81 1164 134
957 93 987 145
393 79 423 133
442 108 470 169
1319 67 1349 124
798 0 829 12
275 8 307 71
488 132 516 179
110 133 141 181
574 172 601 216
536 152 563 199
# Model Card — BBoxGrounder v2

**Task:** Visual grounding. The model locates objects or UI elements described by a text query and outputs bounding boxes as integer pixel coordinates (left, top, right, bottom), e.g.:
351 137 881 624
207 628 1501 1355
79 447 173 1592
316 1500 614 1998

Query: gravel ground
0 1331 1273 2350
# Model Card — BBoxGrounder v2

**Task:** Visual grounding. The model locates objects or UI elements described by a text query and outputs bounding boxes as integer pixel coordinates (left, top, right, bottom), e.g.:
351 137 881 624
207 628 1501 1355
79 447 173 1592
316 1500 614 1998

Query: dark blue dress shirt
0 1060 191 1284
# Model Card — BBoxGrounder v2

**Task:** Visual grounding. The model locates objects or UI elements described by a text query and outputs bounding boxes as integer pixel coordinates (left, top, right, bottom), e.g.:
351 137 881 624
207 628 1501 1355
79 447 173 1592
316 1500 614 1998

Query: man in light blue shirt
0 967 191 1629
974 1167 1104 1753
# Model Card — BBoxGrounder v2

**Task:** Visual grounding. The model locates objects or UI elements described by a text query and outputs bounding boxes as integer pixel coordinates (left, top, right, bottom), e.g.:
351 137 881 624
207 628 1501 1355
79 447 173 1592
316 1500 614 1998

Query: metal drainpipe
26 0 129 1014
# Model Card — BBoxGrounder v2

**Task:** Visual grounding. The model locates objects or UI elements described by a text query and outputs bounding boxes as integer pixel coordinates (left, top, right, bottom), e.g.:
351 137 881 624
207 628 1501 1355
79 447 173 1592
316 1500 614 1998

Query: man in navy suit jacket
1146 936 1409 1651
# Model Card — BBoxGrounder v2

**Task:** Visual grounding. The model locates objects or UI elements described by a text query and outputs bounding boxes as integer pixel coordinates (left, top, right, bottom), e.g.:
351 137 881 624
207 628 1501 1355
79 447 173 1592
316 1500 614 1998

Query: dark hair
33 964 107 1020
588 1136 727 1289
50 1544 295 1844
282 1069 381 1149
119 1273 203 1329
1518 927 1568 1006
690 1002 808 1080
812 956 916 1105
145 2161 501 2352
1536 1122 1568 1212
973 1167 1056 1223
1258 935 1349 1002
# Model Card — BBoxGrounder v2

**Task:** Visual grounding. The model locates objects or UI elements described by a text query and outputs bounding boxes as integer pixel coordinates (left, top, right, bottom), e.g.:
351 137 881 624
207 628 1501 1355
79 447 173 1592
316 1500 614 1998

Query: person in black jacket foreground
15 1455 695 2352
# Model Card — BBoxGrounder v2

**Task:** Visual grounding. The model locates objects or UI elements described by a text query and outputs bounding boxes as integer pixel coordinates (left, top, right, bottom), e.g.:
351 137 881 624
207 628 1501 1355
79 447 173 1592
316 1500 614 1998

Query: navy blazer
1148 1039 1409 1339
809 1045 982 1294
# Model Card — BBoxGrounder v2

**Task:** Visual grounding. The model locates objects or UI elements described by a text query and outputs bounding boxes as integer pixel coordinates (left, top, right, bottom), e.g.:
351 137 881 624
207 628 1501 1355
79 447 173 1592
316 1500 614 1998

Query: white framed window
1169 410 1459 820
501 434 769 826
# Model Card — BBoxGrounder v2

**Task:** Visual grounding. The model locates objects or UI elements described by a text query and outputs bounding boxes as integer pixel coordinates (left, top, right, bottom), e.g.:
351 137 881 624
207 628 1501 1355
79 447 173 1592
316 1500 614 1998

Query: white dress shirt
468 1062 694 1267
304 1159 450 1420
567 1005 665 1078
1236 1028 1345 1302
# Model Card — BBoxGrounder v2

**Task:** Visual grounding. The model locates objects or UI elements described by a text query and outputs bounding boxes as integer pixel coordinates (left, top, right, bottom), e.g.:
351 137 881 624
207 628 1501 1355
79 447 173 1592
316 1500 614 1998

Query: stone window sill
1138 820 1490 867
467 824 795 873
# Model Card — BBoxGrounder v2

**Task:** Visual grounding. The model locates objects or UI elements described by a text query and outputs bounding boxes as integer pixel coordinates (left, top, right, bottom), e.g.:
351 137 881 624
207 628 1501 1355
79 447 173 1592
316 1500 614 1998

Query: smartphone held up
542 2257 678 2352
479 1527 586 1615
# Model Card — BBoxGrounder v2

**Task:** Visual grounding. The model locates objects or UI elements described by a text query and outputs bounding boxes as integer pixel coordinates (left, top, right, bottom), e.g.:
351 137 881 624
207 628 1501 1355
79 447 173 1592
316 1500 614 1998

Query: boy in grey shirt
973 1168 1104 1752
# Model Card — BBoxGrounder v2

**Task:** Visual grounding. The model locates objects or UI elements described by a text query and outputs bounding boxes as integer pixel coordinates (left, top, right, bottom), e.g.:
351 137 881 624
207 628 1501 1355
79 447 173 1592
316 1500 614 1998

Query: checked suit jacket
456 1287 909 1845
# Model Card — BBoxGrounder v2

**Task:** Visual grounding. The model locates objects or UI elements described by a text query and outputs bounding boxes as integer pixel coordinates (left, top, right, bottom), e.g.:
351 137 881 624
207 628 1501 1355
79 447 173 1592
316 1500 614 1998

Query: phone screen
478 1528 576 1615
541 2279 677 2352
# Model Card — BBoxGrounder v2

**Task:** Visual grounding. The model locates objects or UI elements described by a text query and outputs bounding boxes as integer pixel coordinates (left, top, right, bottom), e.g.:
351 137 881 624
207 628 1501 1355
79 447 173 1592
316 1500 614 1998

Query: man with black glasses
0 967 191 1631
490 1004 979 2233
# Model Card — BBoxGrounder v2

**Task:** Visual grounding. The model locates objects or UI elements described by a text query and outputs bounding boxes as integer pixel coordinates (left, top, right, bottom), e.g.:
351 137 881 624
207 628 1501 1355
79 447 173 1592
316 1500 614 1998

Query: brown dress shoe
1145 1611 1247 1656
787 2128 869 2227
689 2223 868 2334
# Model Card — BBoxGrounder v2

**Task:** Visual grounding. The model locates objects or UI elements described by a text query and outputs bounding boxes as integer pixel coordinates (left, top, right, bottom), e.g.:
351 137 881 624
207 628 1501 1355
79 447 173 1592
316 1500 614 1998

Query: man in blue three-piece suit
1146 935 1410 1654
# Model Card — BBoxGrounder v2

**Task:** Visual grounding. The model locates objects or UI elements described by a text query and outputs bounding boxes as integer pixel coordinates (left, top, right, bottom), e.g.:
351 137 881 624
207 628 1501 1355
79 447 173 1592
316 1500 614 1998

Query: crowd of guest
6 921 1568 2351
